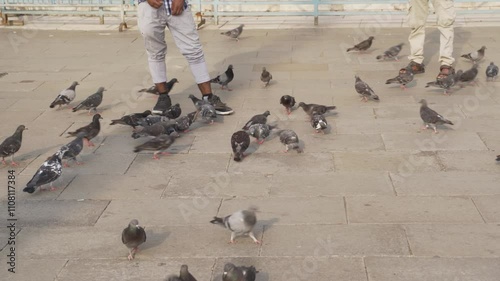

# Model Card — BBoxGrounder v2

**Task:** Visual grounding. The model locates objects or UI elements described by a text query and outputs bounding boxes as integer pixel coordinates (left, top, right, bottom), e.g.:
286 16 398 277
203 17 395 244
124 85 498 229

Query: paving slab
334 151 442 172
211 257 367 281
56 258 215 281
477 131 500 151
392 172 500 196
365 257 500 281
261 224 409 257
437 151 500 172
217 197 346 225
405 224 500 257
1 258 68 281
382 132 488 151
346 196 484 223
269 172 394 197
472 195 500 223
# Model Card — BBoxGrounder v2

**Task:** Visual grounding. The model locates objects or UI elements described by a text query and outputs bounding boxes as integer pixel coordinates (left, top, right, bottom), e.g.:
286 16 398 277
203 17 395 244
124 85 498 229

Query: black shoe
152 94 172 115
407 61 425 74
203 94 234 115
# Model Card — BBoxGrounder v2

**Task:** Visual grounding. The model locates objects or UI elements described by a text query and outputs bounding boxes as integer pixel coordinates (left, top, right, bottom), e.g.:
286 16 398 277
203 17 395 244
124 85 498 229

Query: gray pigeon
311 114 328 134
279 130 302 153
355 75 379 102
246 123 276 144
496 155 500 162
298 102 336 116
376 43 404 61
210 207 260 244
347 36 374 52
175 111 197 132
385 67 414 90
280 95 296 115
110 110 152 129
194 103 217 124
67 114 102 146
425 70 462 95
50 81 79 109
486 62 499 81
179 264 198 281
458 64 479 86
0 125 27 166
22 147 68 194
260 67 272 87
164 103 182 119
242 111 270 130
72 87 105 115
461 46 486 62
210 65 234 91
133 133 179 160
138 78 178 95
231 130 251 162
131 122 168 139
188 94 208 111
221 24 244 41
136 115 169 127
60 132 86 167
223 263 258 281
419 99 454 133
121 219 147 260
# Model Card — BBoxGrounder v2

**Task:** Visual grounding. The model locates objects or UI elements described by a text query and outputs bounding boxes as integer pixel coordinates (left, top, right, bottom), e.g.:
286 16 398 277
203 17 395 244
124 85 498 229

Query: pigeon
279 130 302 153
188 94 208 111
419 99 454 133
461 46 486 63
311 114 328 134
355 75 379 102
260 67 272 87
221 24 244 41
164 103 182 119
231 130 251 162
136 115 169 127
0 125 27 166
72 87 105 115
223 263 258 281
486 62 498 81
67 114 103 146
59 132 86 167
23 148 68 193
138 78 178 95
376 43 404 61
110 110 152 129
346 36 374 52
179 264 198 281
425 70 462 95
49 81 79 109
210 207 260 244
194 103 217 124
131 122 168 139
457 64 479 86
133 133 179 159
175 111 197 132
280 95 296 115
246 123 276 144
210 65 234 91
496 155 500 162
385 67 414 90
121 219 146 260
242 111 270 130
298 102 336 116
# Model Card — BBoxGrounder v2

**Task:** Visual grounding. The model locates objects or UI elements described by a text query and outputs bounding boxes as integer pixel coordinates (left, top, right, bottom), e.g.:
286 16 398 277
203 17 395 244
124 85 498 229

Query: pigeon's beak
24 127 28 130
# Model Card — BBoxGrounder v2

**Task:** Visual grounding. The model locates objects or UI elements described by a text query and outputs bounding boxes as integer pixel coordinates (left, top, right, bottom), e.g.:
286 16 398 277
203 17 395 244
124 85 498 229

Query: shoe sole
216 109 234 115
152 109 164 115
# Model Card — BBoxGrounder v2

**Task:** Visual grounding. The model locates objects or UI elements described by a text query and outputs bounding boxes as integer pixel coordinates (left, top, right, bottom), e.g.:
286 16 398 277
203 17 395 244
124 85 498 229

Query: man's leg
407 0 429 73
433 0 456 79
166 7 234 115
138 2 172 114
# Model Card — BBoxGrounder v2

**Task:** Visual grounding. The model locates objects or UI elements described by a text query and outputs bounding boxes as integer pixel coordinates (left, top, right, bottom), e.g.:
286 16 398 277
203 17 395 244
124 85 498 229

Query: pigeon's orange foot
10 161 19 167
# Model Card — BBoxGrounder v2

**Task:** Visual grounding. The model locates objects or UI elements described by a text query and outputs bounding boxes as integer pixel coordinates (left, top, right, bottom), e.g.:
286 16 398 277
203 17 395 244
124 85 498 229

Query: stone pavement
0 23 500 281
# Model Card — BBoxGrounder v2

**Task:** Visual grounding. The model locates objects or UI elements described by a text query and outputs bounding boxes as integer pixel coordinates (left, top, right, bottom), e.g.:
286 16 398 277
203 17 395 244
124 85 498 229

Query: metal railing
1 0 499 28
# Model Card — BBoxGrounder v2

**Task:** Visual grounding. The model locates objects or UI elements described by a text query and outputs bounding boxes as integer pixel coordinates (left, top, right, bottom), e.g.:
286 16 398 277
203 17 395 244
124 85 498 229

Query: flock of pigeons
0 24 499 280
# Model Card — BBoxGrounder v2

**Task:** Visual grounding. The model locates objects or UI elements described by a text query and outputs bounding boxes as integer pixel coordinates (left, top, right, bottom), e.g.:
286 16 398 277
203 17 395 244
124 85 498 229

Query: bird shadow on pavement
141 229 170 251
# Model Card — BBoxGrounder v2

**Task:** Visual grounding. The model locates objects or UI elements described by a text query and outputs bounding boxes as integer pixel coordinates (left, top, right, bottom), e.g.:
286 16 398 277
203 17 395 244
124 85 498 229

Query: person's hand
147 0 163 9
171 0 185 15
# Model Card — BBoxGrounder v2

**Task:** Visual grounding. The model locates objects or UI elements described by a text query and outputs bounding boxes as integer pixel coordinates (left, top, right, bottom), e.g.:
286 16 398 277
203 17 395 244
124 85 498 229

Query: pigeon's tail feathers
372 94 380 101
386 77 398 84
443 119 454 125
133 147 141 153
376 55 383 60
72 103 83 112
346 47 354 52
210 76 220 84
210 217 224 225
131 132 141 139
461 54 471 59
496 155 500 162
49 103 56 108
326 106 336 110
23 186 35 194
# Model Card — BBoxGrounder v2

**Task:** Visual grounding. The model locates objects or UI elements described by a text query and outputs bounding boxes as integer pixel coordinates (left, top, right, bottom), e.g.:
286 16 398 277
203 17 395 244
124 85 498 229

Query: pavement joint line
159 175 173 199
123 152 137 174
362 257 370 281
55 259 70 280
209 257 218 281
343 196 349 224
402 226 414 256
470 197 488 224
55 174 77 200
433 151 448 171
92 199 111 226
475 132 491 152
387 172 398 196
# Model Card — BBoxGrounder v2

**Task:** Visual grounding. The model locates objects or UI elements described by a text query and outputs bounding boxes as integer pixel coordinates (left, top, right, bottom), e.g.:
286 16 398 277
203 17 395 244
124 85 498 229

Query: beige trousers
407 0 456 66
